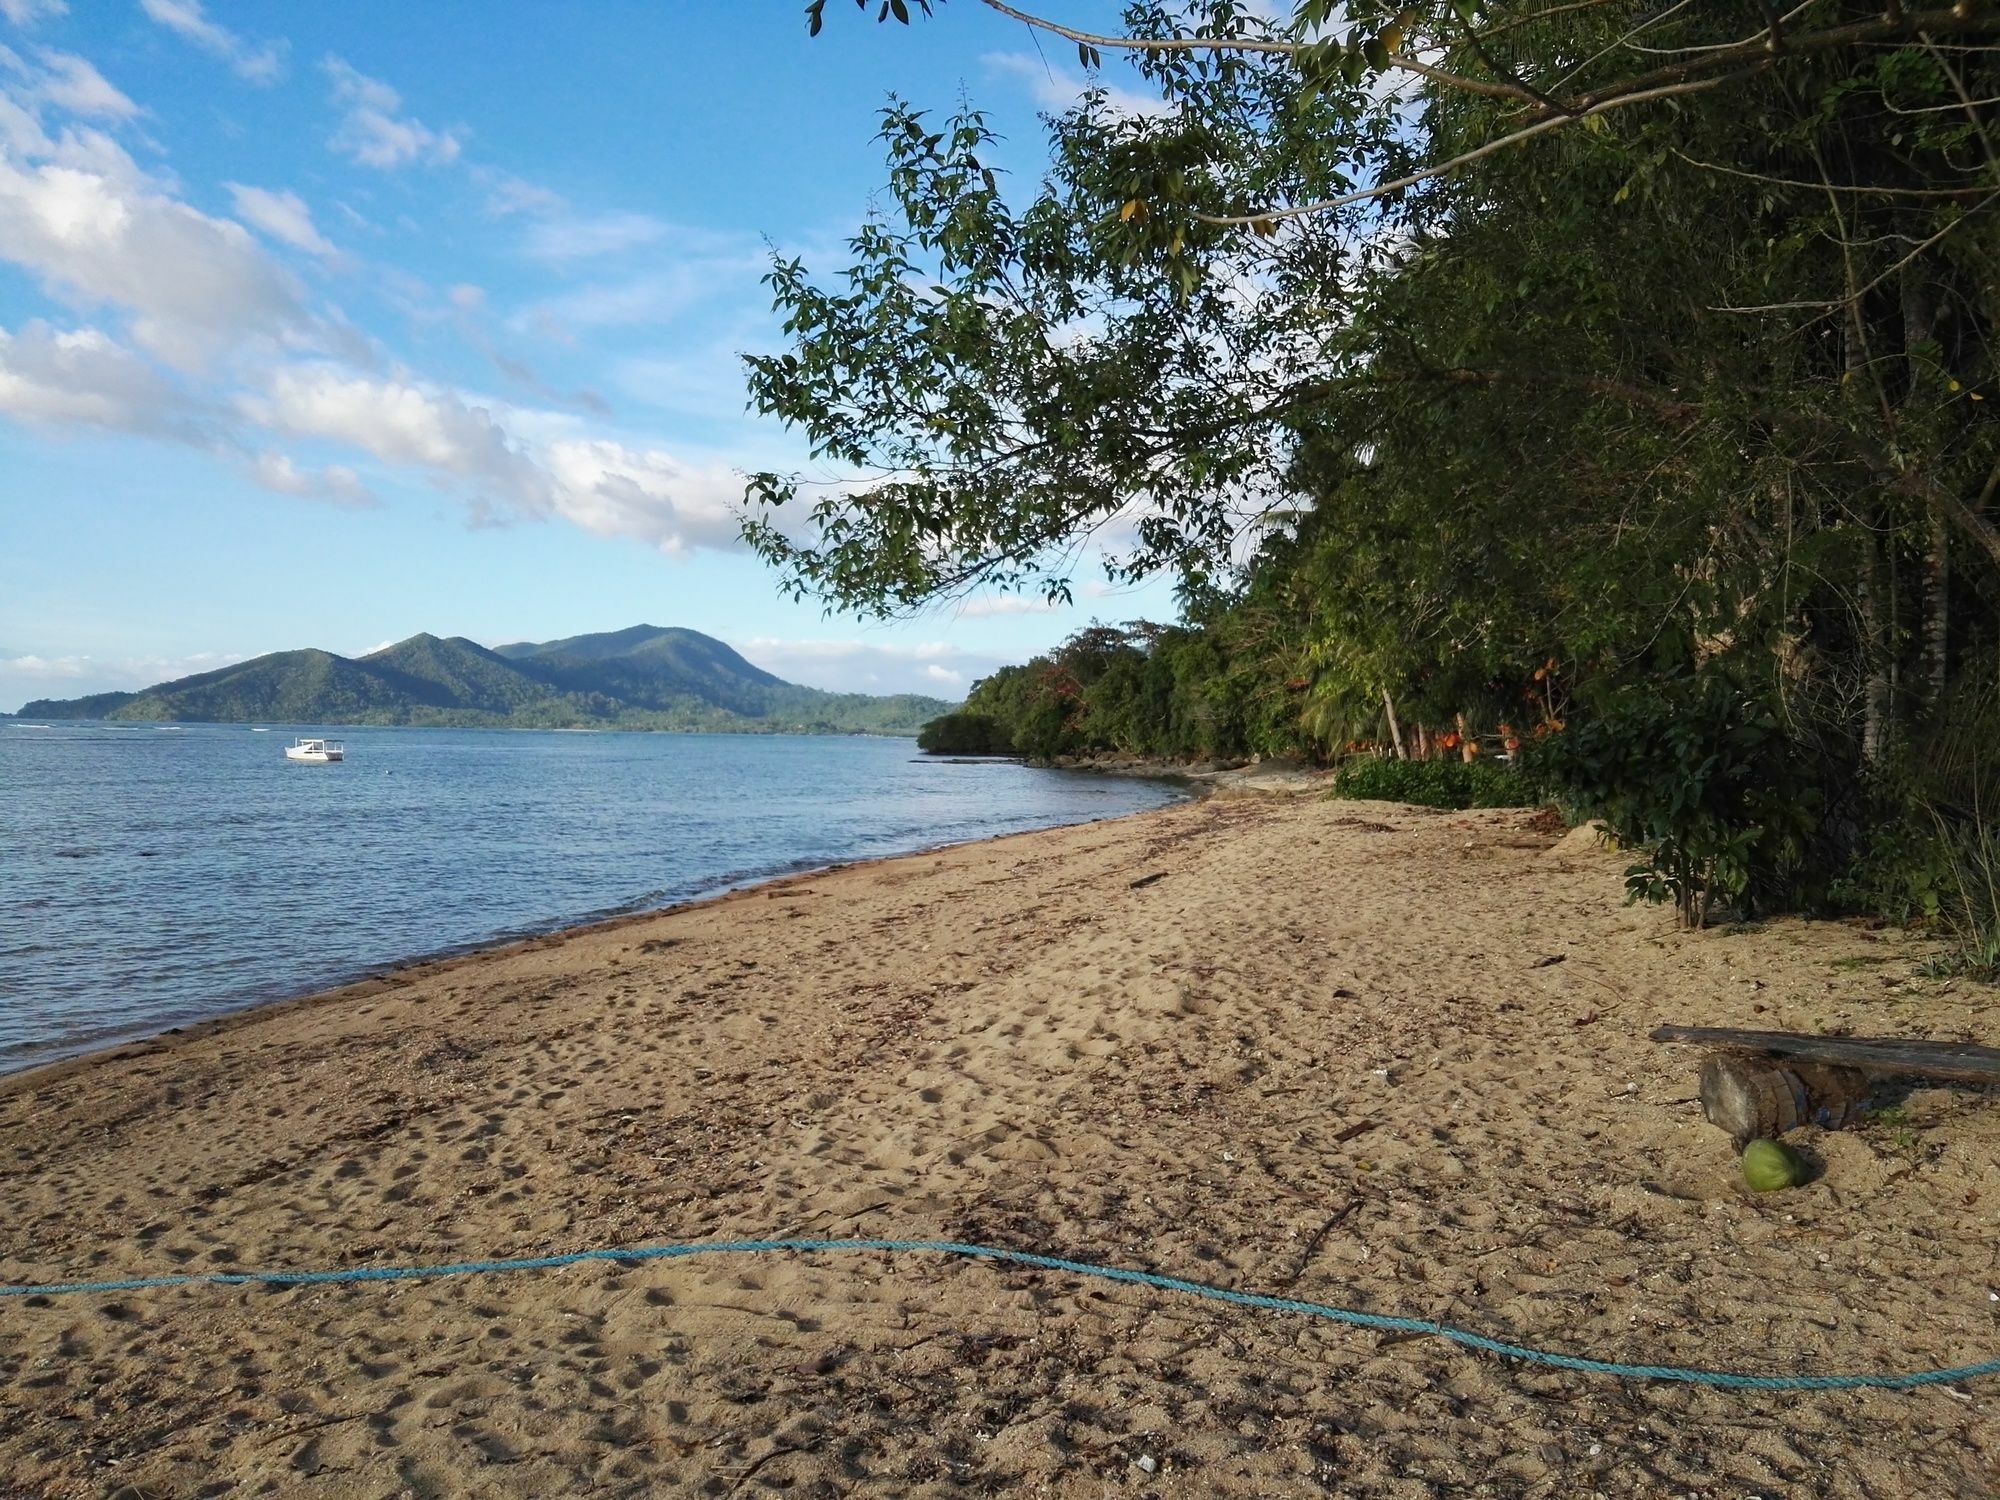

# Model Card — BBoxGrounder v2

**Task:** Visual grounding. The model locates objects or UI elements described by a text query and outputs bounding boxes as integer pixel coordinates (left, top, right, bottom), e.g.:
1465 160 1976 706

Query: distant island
14 625 956 735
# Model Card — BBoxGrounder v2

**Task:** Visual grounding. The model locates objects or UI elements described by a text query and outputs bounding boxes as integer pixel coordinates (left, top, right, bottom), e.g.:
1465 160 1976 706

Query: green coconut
1741 1138 1808 1192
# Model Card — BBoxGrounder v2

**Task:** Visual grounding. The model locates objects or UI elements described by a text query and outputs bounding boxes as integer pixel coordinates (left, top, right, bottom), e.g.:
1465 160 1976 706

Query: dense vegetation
20 626 952 735
747 3 2000 952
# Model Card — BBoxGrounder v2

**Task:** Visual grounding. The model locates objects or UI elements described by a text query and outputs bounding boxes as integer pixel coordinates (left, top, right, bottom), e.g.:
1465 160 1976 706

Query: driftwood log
1697 1055 1872 1145
1655 1024 2000 1142
1652 1025 2000 1085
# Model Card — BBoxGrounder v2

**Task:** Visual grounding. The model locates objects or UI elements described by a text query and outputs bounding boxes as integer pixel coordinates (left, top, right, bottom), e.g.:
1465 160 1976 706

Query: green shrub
1939 818 2000 979
1330 756 1543 811
917 712 1014 755
1894 809 2000 979
1521 677 1822 927
1831 802 1957 926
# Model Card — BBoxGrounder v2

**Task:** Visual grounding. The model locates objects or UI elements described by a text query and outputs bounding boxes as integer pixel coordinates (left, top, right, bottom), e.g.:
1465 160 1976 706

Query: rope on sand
4 1236 1995 1392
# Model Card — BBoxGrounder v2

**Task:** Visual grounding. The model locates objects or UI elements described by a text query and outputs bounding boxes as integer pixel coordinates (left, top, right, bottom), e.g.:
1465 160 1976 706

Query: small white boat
284 737 345 763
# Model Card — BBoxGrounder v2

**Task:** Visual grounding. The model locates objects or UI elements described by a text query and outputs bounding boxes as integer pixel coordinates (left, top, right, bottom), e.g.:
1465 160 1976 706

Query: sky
0 0 1184 712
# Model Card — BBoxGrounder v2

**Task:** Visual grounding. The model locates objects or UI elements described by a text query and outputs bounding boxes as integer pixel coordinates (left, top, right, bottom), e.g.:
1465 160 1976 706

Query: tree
759 0 2000 918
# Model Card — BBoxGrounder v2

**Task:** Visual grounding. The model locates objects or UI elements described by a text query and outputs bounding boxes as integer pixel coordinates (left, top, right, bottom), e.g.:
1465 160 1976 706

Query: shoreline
1 783 1201 1091
4 792 1993 1497
1 715 931 738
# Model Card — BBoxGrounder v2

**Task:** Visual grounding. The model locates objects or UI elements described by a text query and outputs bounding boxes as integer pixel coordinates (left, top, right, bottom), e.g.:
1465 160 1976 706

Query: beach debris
1653 1023 2000 1086
1652 1024 2000 1143
1742 1138 1809 1192
1693 1055 1871 1143
1128 871 1168 889
1135 1454 1159 1475
1530 954 1567 969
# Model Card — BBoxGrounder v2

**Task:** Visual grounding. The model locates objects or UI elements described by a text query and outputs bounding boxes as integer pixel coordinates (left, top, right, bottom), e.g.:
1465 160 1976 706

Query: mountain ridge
16 626 954 735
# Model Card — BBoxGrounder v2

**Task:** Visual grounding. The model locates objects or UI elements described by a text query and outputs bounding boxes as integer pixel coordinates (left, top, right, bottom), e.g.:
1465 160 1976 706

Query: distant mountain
19 625 956 735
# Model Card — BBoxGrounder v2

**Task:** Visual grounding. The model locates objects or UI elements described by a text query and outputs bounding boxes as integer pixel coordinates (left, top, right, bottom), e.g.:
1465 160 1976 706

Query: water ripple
0 724 1185 1073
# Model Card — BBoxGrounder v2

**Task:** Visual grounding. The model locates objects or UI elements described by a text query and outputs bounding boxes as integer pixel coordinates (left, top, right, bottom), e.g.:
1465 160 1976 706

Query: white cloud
983 51 1173 118
139 0 284 84
0 44 780 568
243 364 749 553
540 437 745 554
324 57 461 169
0 0 65 26
0 91 45 156
226 183 335 257
0 130 308 367
477 169 563 218
0 323 373 516
521 209 667 262
952 595 1063 620
34 51 138 119
734 637 996 697
0 319 200 436
0 651 89 678
247 365 541 500
2 649 244 712
250 450 375 508
513 227 767 343
523 270 719 332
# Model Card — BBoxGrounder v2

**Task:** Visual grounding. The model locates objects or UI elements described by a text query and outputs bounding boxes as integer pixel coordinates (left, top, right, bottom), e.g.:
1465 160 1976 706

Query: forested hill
18 627 954 734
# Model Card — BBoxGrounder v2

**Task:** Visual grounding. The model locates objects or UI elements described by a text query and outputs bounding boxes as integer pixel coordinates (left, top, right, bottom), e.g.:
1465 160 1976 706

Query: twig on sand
1282 1197 1361 1286
722 1441 810 1494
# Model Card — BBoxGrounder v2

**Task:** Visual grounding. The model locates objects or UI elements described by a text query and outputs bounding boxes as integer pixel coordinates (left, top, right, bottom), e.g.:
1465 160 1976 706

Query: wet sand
2 791 1997 1496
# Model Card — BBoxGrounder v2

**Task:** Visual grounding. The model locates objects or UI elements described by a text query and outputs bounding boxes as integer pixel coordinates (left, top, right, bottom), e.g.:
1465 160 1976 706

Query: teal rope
3 1236 1994 1392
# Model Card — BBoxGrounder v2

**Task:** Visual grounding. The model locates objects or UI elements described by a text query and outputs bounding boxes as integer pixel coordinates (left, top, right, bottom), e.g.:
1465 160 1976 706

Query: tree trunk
1923 515 1949 710
1455 711 1476 763
1902 249 1950 715
1381 687 1406 760
1859 527 1891 764
1846 305 1892 765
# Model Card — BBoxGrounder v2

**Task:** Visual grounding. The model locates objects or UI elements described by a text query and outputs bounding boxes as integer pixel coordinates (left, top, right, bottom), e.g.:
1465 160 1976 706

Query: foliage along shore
755 4 2000 971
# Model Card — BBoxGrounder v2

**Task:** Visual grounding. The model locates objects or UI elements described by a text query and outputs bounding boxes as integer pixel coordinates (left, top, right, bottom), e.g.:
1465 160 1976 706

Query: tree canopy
745 0 2000 932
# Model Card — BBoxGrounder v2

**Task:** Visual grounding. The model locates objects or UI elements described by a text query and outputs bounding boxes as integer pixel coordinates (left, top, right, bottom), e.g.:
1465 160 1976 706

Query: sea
0 721 1187 1075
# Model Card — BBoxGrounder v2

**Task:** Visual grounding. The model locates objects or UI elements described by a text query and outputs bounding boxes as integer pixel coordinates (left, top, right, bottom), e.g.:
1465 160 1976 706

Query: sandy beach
3 789 1998 1497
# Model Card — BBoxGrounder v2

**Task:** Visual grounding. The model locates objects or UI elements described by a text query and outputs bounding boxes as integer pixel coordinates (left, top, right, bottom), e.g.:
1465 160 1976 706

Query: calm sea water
0 722 1185 1074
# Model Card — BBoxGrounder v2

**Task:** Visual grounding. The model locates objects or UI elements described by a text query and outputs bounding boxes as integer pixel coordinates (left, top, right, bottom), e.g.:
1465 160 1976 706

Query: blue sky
0 1 1182 712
